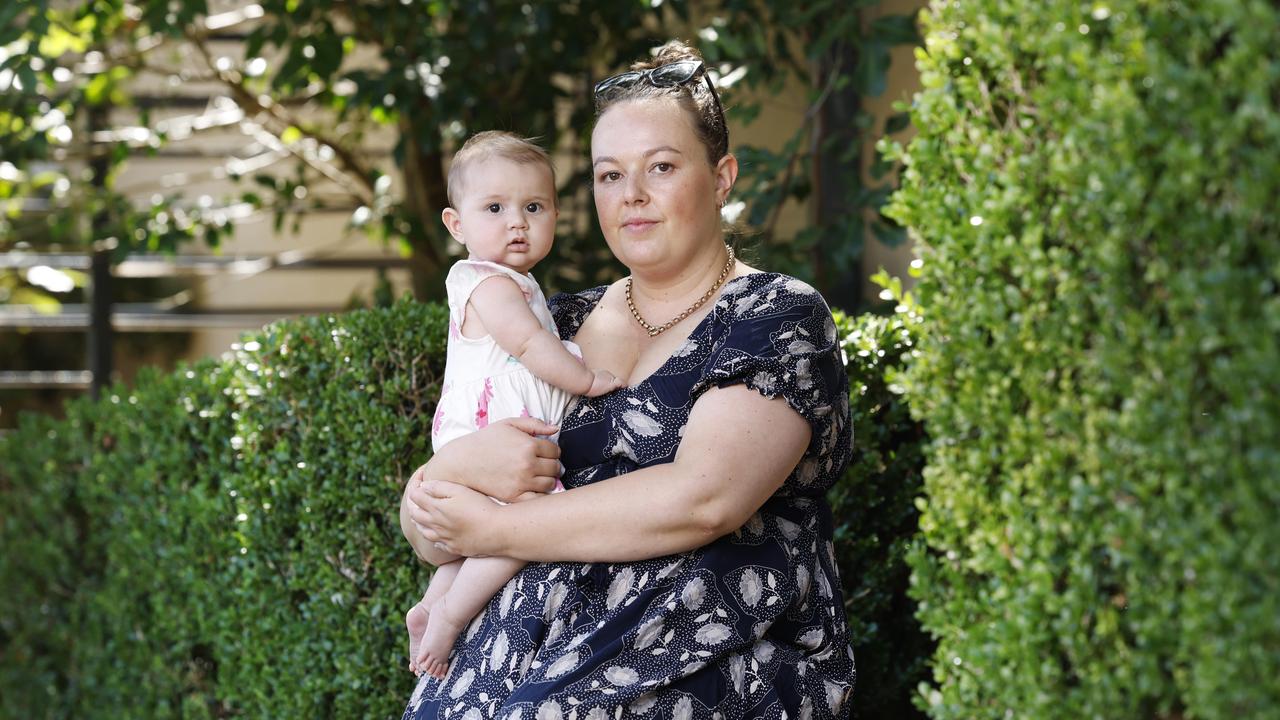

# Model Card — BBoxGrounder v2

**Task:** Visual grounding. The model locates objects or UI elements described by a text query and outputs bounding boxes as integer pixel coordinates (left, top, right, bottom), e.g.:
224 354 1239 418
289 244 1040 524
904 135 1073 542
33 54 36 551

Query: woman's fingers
503 416 559 437
530 436 561 459
533 456 562 481
422 479 464 499
408 500 434 529
538 475 563 494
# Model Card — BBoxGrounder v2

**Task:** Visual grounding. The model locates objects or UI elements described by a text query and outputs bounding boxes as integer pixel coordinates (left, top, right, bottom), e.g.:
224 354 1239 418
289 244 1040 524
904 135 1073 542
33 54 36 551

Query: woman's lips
622 219 658 233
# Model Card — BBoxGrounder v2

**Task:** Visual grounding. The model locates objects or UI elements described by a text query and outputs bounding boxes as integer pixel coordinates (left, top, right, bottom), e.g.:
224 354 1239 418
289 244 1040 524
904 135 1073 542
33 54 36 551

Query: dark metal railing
0 247 411 397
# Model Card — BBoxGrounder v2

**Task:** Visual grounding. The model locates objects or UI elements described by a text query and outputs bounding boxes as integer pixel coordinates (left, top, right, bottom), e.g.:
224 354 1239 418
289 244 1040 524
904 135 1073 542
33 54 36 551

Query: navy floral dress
402 272 854 720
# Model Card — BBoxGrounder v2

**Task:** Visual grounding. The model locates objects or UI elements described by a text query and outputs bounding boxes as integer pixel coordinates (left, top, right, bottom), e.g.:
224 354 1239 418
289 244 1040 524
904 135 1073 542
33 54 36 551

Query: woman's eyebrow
592 146 684 167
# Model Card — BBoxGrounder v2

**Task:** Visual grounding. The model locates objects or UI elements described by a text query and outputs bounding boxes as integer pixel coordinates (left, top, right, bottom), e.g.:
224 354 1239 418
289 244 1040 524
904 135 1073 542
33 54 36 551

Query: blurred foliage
881 0 1280 717
702 1 919 306
0 0 918 304
1 298 928 717
831 306 931 720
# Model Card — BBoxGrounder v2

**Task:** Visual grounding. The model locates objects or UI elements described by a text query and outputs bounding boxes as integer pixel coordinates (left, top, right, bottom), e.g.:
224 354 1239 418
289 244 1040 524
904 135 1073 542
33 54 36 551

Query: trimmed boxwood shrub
1 299 449 718
883 2 1280 718
0 297 928 717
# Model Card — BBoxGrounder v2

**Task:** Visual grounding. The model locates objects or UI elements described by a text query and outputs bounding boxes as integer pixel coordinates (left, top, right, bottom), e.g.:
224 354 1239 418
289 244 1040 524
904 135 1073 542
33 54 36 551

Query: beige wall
109 20 414 361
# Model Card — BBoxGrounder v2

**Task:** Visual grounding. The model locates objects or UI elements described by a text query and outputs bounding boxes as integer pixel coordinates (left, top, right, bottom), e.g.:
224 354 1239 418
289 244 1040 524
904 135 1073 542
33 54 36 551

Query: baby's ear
441 207 465 244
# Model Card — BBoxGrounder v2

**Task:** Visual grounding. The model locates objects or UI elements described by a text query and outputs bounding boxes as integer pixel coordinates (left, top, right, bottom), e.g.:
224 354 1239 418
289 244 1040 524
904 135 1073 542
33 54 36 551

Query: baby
405 131 620 678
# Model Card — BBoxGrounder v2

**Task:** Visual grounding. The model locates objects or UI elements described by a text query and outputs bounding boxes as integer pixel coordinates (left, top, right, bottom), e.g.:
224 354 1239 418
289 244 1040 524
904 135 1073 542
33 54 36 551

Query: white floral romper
432 259 581 453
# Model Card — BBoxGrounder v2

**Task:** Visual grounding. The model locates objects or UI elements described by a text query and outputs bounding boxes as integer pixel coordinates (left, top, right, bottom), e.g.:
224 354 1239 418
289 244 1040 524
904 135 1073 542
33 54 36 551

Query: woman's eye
653 162 673 173
599 171 621 183
486 203 501 213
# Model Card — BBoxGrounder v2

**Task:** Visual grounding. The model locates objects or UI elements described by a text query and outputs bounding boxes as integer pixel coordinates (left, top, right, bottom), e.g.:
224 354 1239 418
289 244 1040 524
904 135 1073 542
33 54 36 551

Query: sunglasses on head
593 59 729 149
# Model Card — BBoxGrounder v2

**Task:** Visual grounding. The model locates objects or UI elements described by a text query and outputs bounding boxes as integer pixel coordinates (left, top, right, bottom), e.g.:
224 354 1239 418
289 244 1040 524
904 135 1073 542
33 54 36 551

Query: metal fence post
88 241 115 398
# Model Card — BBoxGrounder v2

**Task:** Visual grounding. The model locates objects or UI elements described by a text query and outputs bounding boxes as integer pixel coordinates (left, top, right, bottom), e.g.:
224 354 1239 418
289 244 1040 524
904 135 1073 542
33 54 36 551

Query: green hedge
0 298 928 718
883 1 1280 718
1 300 448 718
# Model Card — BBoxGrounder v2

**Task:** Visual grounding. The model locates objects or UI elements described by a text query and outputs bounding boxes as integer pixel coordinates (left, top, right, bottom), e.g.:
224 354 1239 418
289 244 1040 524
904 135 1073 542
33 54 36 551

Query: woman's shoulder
714 270 834 324
721 270 823 297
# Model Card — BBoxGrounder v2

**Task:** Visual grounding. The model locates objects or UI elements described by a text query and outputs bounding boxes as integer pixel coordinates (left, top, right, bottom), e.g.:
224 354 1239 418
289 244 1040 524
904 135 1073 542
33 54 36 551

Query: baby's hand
584 369 623 397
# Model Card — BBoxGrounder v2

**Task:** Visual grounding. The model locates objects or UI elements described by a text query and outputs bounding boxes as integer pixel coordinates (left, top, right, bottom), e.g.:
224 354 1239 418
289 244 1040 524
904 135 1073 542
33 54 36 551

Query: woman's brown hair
593 40 729 166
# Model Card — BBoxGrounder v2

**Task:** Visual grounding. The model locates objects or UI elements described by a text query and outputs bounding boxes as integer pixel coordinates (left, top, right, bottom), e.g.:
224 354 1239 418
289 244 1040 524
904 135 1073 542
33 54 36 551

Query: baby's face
453 158 558 274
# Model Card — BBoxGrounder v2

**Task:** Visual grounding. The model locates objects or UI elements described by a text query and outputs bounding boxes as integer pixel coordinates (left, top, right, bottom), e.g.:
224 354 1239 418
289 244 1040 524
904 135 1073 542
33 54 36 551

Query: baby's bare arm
468 276 619 396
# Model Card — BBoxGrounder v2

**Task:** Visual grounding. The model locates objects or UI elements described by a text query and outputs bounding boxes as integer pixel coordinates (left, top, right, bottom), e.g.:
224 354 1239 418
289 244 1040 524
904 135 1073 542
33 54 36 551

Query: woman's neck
628 244 733 308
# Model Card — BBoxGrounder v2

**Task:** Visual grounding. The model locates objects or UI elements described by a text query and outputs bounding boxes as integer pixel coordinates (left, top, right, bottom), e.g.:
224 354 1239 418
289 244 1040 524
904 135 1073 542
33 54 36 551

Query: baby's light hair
447 131 557 208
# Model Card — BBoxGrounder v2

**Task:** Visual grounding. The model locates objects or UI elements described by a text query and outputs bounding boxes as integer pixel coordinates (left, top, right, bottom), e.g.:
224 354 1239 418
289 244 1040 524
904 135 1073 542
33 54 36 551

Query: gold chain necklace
625 245 736 337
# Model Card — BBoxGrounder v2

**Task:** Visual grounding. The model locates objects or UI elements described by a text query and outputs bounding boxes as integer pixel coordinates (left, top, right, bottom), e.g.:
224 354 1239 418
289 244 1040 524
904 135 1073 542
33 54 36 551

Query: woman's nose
623 175 647 204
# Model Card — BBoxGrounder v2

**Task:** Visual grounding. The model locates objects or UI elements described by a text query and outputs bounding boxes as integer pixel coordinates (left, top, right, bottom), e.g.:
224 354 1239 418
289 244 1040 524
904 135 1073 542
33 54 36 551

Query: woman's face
591 99 734 274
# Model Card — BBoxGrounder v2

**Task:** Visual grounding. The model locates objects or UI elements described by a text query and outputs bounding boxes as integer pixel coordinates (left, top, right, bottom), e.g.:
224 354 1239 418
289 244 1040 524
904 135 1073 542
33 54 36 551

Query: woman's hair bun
630 40 704 72
597 39 728 164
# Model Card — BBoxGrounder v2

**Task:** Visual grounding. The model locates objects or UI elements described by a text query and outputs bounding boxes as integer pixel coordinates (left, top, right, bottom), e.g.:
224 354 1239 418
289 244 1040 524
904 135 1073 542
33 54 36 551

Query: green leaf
870 218 906 247
885 111 911 135
869 13 920 46
854 41 891 97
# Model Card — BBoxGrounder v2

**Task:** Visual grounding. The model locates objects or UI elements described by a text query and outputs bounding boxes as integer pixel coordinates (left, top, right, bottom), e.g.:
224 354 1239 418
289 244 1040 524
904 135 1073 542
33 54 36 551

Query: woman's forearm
487 385 810 563
491 462 724 562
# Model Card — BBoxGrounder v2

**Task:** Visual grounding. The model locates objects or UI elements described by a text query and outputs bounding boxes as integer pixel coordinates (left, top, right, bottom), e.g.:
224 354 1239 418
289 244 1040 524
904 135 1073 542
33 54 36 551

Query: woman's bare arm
398 417 562 565
408 384 811 562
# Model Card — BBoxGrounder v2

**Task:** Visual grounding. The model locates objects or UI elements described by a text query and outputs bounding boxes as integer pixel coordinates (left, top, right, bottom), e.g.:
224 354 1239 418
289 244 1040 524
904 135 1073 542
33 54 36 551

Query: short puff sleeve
690 275 852 494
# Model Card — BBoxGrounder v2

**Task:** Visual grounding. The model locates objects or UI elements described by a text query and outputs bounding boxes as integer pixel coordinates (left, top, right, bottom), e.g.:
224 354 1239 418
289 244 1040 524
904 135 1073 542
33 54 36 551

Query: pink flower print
432 404 445 438
448 318 461 340
520 406 530 417
475 378 494 428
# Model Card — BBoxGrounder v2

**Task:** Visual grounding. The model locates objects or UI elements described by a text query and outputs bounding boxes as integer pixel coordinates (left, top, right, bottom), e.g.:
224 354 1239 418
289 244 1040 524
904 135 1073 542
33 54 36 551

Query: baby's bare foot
405 602 430 674
415 594 467 679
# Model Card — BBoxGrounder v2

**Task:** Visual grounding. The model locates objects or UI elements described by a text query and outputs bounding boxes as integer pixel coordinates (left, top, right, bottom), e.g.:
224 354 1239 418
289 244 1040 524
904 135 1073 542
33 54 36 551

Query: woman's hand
419 416 562 503
406 479 508 558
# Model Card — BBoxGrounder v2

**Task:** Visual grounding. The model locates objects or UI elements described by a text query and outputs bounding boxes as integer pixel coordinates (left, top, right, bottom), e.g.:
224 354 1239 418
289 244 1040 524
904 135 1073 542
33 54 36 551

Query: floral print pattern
432 260 579 453
404 272 854 719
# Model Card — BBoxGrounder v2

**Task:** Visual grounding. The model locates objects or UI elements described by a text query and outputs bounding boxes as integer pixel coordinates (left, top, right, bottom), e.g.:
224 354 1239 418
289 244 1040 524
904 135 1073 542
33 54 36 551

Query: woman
401 41 854 719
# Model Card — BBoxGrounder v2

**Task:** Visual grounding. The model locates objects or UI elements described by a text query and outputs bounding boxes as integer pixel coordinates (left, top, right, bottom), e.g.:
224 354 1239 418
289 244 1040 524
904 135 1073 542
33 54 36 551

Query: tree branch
184 27 378 207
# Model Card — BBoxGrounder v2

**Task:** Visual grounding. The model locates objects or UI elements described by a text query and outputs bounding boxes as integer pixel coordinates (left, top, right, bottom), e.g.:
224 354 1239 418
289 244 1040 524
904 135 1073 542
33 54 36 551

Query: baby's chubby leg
406 560 462 674
415 556 527 678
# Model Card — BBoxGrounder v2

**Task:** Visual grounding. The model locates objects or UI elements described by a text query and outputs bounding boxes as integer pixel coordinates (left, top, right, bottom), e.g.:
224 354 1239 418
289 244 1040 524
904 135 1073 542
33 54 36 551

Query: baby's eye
486 203 502 213
525 202 543 213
